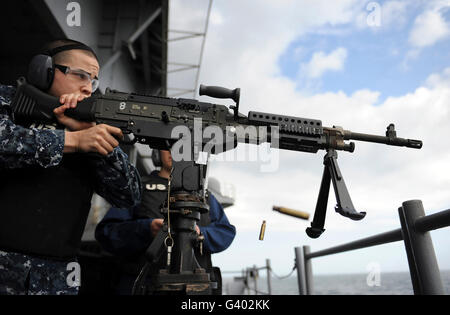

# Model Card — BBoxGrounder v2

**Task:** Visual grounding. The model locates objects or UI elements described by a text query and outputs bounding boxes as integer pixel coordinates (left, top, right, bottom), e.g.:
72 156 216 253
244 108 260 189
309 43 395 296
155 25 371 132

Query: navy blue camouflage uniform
0 84 142 295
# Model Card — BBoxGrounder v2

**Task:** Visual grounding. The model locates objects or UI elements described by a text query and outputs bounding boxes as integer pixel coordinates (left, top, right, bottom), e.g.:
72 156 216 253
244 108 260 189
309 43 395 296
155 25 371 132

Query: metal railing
295 199 450 295
222 259 273 295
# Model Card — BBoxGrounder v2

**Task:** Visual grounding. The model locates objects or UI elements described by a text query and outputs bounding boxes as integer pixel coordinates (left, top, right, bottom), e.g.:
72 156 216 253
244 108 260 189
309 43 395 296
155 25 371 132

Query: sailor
0 39 141 295
95 150 236 295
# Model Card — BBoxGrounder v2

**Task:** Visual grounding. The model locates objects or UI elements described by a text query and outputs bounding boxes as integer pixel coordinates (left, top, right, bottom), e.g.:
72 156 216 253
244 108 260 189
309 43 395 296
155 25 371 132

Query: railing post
398 200 445 295
245 268 250 295
266 259 272 295
303 245 314 295
253 265 258 295
295 247 307 295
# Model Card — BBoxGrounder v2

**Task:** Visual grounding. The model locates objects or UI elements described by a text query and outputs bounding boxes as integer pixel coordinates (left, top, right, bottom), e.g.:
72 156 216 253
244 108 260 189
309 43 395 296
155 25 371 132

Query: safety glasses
55 64 99 92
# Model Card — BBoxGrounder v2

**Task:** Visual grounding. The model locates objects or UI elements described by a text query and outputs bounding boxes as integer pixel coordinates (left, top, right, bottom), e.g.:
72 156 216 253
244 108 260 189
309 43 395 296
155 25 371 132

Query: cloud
209 9 224 26
301 47 348 79
380 0 410 27
402 1 449 69
408 5 450 48
425 67 450 87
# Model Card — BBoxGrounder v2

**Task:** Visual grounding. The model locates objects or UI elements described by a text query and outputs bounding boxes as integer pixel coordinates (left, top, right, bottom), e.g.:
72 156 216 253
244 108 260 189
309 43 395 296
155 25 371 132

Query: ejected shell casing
259 220 266 241
273 206 310 220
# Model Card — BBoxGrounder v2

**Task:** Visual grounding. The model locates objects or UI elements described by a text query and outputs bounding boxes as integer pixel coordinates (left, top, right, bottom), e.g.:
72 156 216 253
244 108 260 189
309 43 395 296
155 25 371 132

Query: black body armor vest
0 154 95 260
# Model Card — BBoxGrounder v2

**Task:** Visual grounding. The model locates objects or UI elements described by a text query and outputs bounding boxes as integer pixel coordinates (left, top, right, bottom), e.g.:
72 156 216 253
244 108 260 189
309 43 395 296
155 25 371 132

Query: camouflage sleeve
89 146 142 209
0 85 64 169
0 111 64 169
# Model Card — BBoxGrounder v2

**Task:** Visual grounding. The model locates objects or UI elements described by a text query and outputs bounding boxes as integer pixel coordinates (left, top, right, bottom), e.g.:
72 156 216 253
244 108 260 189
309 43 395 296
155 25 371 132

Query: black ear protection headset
27 41 98 91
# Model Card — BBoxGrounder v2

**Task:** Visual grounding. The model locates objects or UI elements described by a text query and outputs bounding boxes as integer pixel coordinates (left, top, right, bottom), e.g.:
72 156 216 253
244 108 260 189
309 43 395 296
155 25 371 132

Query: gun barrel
345 131 423 149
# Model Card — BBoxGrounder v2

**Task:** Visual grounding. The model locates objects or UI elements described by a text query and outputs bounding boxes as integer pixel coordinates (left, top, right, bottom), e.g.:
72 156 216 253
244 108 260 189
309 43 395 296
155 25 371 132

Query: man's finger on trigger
106 125 124 139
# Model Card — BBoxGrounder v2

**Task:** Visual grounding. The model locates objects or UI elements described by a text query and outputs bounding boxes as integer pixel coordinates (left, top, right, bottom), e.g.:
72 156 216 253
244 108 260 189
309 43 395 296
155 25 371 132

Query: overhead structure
97 0 168 96
166 0 213 98
0 0 168 95
0 1 66 85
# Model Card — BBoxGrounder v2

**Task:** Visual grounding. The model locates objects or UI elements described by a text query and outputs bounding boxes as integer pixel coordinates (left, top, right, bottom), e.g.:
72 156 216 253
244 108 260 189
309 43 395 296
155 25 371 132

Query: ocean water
222 270 450 295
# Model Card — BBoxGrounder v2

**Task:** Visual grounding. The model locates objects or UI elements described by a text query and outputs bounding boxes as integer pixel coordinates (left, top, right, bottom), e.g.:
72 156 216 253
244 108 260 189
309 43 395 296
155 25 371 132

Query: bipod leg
327 149 366 220
306 156 332 239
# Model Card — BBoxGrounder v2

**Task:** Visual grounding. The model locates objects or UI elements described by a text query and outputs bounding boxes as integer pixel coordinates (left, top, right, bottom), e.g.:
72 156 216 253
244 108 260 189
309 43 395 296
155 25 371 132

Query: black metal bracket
145 225 169 265
306 149 366 238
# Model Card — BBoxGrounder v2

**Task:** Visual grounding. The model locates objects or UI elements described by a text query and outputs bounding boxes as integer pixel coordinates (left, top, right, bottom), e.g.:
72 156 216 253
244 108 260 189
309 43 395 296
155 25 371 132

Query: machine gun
10 77 423 293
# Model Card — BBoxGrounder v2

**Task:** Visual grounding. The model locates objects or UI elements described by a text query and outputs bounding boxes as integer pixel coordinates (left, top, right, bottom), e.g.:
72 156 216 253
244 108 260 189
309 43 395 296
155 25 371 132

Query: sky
167 0 450 278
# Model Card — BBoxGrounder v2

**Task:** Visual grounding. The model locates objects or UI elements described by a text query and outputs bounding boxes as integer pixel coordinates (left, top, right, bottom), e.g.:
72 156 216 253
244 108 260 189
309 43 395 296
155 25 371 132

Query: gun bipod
306 149 366 238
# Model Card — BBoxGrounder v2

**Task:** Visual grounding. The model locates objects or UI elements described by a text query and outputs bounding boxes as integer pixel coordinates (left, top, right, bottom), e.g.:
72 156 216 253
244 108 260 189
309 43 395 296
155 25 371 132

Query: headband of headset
46 43 98 60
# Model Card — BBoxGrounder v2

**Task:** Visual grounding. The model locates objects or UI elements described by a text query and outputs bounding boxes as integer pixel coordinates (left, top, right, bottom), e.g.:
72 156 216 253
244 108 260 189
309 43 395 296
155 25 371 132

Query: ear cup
151 149 162 167
27 54 55 91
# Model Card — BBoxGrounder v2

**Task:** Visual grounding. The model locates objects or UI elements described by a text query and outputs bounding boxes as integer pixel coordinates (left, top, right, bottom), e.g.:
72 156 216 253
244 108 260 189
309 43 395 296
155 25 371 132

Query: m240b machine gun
10 77 423 235
10 78 423 294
